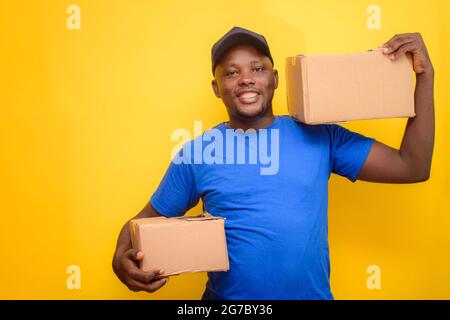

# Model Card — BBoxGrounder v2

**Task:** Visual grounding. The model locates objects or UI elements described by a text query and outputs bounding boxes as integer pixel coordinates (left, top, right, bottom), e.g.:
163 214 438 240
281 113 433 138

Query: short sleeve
326 124 375 183
150 148 200 217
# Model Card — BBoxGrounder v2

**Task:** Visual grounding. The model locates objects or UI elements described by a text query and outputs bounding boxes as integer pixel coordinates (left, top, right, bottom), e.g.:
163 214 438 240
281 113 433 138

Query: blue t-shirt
150 115 375 300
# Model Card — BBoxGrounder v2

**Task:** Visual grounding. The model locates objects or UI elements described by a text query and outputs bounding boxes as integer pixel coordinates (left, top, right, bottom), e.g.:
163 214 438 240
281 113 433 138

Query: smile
237 92 260 104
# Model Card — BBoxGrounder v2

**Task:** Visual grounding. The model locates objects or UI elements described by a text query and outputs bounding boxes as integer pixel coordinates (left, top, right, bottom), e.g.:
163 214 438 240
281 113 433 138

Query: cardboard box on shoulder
285 48 415 124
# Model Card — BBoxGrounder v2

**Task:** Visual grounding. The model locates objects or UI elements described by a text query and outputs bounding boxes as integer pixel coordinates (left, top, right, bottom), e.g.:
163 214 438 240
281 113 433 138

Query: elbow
415 175 429 183
420 164 432 182
405 164 431 183
420 172 430 182
414 170 431 182
401 155 433 183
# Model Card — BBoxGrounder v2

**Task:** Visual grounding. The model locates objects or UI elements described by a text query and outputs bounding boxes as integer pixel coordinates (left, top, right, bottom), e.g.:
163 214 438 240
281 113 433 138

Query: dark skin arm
112 201 171 293
357 32 435 183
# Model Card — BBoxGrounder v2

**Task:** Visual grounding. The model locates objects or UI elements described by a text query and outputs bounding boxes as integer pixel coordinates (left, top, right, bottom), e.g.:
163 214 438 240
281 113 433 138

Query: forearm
113 202 162 259
114 222 133 257
399 71 435 179
112 204 169 293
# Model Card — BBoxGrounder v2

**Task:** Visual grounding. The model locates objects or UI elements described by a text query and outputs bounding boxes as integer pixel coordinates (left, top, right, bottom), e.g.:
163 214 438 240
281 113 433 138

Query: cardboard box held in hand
285 48 415 124
129 212 229 277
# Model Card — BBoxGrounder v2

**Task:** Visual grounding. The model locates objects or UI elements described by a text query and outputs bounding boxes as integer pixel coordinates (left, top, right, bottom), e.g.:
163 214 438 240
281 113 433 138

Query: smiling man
112 26 435 299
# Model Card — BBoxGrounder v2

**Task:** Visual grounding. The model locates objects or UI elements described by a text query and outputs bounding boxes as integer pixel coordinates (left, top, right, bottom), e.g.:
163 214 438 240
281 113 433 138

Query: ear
273 69 279 90
211 79 221 98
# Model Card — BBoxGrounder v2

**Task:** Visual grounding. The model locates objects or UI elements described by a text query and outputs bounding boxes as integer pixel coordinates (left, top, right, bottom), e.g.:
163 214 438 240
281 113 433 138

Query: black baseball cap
211 26 274 76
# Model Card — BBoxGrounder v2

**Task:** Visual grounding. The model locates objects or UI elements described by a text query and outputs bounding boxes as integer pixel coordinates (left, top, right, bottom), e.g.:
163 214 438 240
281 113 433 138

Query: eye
226 70 238 77
254 66 264 72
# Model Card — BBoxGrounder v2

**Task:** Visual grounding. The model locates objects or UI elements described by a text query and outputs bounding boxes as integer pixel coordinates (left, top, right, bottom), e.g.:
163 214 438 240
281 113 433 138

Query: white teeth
240 92 258 98
238 92 259 104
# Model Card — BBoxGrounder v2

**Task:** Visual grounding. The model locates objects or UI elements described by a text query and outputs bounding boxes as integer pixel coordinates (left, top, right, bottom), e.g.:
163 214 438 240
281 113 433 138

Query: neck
227 112 275 131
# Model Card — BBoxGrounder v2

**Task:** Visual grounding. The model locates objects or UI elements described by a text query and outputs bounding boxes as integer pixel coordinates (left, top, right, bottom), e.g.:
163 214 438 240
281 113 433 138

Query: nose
238 70 255 86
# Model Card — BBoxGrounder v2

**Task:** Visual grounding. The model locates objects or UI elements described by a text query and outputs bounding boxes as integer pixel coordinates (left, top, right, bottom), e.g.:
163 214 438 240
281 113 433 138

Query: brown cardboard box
285 48 415 124
129 212 229 277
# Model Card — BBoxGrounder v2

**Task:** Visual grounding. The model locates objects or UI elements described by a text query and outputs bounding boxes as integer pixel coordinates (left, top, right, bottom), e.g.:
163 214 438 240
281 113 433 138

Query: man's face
212 44 278 120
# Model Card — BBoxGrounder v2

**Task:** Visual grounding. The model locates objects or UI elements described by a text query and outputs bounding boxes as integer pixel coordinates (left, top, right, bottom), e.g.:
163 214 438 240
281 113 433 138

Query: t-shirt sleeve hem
150 196 183 218
349 138 376 183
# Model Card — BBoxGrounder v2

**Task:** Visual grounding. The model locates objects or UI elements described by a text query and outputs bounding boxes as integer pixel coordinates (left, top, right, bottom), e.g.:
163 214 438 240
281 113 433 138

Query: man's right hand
112 248 169 293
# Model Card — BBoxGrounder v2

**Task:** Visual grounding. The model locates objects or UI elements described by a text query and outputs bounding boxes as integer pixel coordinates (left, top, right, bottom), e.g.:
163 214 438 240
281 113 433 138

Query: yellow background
1 0 449 299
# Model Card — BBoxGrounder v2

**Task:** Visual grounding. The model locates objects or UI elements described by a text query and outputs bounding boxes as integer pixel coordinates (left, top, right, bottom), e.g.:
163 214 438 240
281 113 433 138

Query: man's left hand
380 32 434 76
